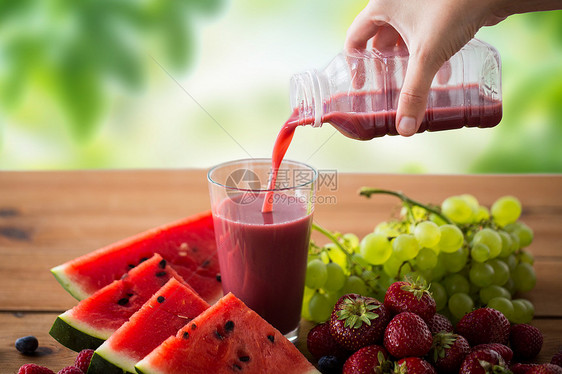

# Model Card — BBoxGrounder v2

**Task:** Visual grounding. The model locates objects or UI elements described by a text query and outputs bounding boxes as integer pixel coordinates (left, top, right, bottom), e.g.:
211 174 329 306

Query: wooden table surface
1 170 561 373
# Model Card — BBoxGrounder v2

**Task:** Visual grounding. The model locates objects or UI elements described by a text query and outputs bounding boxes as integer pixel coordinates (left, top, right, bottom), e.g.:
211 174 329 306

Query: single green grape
491 196 522 227
474 206 491 222
416 247 438 270
324 262 346 292
504 222 534 248
479 285 512 304
488 259 510 286
441 247 469 273
511 299 534 324
448 292 474 320
431 256 448 282
503 254 518 271
442 196 474 224
518 249 535 265
383 255 403 278
471 243 491 263
414 221 441 248
308 292 333 323
393 234 420 261
498 231 514 258
430 281 448 311
472 228 502 259
360 232 392 265
460 194 480 212
443 273 471 295
374 221 402 237
438 224 464 253
305 259 328 289
469 262 495 288
512 263 537 292
342 233 360 253
487 297 514 321
324 243 348 270
341 275 368 296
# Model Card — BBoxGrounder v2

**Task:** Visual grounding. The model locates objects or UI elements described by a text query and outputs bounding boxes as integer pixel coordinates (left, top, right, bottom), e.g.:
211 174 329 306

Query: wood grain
0 170 561 372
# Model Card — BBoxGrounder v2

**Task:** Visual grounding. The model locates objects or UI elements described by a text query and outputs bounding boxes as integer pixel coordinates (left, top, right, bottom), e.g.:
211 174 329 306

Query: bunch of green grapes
302 190 537 326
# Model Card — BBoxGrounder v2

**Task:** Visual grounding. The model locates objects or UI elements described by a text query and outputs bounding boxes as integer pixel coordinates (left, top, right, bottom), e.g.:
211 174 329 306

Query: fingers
372 25 401 52
345 7 384 51
396 55 440 136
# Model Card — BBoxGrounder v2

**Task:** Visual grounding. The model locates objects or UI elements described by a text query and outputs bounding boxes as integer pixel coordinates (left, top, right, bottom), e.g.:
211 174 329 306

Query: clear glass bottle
289 38 502 140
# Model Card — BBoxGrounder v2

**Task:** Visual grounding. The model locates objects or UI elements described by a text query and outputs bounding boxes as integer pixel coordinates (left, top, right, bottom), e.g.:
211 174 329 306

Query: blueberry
15 335 39 354
317 355 344 374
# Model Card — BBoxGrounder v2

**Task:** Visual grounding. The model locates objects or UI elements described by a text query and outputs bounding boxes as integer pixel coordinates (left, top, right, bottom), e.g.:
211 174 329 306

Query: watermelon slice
51 211 222 304
88 278 210 374
50 254 189 352
135 293 319 374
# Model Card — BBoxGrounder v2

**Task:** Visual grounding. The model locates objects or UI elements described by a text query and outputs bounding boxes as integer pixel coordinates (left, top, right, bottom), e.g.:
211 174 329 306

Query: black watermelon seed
232 364 242 371
182 331 189 339
225 320 234 332
139 257 149 264
128 264 135 269
215 330 224 340
239 356 250 362
157 296 165 303
267 335 274 343
117 298 129 306
216 274 222 282
202 259 211 268
155 271 167 277
126 293 134 297
158 259 167 269
191 323 197 330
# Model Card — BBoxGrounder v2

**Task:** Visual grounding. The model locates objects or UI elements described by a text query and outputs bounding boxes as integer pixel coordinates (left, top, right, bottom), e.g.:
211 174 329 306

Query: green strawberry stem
359 187 453 225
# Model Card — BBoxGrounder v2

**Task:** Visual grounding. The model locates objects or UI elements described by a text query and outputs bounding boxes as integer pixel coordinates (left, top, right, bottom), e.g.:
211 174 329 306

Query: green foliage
0 0 224 139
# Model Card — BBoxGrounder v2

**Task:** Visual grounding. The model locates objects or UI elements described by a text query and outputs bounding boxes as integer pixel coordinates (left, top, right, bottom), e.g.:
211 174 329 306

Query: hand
345 0 507 136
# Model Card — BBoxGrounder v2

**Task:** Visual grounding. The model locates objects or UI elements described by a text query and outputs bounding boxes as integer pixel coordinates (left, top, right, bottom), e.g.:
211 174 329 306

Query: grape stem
311 222 351 260
358 187 453 225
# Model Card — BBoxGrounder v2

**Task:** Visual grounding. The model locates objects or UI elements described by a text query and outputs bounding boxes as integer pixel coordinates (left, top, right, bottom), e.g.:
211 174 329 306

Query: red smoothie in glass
213 192 313 335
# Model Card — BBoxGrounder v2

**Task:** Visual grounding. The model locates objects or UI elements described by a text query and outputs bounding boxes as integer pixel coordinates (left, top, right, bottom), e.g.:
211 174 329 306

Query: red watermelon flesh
135 293 319 374
51 211 222 304
49 254 189 352
89 278 210 373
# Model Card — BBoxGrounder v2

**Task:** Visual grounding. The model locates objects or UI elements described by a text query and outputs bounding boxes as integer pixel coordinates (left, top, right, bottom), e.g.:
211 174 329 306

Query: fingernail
398 116 416 136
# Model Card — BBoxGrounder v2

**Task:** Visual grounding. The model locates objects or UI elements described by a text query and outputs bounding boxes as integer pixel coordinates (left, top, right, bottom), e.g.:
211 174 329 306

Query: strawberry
329 294 390 351
427 313 454 335
527 364 562 374
384 279 436 322
428 332 470 374
17 364 55 374
394 357 437 374
551 349 562 367
472 343 513 364
510 363 539 374
459 349 510 374
343 345 390 374
57 367 83 374
307 322 348 360
455 308 510 345
509 324 543 360
74 349 95 373
383 312 433 358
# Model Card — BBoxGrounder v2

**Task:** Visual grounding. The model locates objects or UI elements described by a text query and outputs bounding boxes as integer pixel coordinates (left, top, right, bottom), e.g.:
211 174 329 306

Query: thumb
396 55 440 136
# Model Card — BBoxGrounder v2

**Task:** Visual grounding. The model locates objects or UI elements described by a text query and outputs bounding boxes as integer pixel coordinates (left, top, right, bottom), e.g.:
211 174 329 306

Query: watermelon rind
49 315 106 352
51 264 89 301
88 351 132 374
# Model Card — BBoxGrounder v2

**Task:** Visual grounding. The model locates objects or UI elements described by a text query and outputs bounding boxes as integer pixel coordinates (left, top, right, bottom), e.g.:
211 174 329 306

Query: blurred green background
0 0 561 173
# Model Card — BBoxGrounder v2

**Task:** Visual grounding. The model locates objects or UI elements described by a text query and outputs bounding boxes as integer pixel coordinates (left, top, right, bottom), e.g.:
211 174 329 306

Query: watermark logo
225 168 261 204
224 168 338 206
